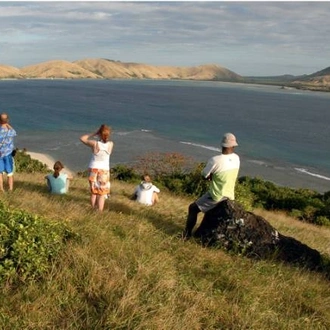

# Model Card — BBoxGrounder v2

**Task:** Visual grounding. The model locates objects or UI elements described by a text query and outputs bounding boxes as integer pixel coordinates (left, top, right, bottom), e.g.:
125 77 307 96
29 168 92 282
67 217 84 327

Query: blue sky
0 1 329 76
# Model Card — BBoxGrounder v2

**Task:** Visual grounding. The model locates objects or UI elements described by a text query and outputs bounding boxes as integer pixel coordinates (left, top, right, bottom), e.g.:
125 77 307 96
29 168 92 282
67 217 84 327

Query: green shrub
162 176 186 195
235 181 254 211
181 162 208 197
112 164 140 182
14 149 49 173
238 176 330 226
112 153 330 227
289 209 303 218
0 201 76 283
314 216 330 226
133 152 193 180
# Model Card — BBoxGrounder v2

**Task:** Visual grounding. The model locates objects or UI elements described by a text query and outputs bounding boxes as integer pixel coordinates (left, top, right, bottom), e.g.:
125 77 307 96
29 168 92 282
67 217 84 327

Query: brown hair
0 113 9 124
142 174 151 182
97 124 111 143
53 161 64 178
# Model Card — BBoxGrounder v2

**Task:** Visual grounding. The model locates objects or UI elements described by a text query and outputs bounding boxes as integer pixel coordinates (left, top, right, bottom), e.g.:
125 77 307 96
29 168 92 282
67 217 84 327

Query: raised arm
80 131 99 148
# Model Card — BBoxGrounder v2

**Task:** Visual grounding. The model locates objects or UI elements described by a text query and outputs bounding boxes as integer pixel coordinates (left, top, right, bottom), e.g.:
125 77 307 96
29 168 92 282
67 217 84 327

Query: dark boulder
194 199 328 274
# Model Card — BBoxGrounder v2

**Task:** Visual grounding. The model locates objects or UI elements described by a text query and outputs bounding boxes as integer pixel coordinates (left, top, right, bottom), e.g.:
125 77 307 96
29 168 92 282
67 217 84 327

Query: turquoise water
1 79 329 192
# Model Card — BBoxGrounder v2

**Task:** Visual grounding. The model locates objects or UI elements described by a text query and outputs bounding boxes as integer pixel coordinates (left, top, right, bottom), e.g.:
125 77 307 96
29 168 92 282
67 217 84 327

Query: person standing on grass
80 124 114 212
0 112 17 192
133 174 160 206
45 161 73 194
182 132 240 240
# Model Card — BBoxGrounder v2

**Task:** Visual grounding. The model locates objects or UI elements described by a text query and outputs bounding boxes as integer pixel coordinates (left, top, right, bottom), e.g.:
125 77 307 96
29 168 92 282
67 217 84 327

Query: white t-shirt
134 181 160 206
88 141 113 170
202 153 240 201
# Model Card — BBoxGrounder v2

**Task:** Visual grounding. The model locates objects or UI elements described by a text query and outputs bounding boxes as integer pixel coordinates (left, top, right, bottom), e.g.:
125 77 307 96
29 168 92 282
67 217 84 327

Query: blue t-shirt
46 173 68 194
0 126 16 157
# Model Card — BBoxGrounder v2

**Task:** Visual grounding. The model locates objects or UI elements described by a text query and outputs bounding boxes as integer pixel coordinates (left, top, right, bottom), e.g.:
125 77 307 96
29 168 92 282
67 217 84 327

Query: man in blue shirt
0 113 17 191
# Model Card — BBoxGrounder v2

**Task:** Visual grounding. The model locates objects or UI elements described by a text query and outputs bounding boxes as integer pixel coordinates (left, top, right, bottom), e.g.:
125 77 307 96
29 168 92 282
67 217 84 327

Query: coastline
26 151 75 177
24 149 330 194
1 77 329 93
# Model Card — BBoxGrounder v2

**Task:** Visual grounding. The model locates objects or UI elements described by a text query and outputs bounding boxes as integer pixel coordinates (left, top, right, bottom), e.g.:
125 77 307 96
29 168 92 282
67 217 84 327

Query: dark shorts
195 192 227 213
0 155 14 175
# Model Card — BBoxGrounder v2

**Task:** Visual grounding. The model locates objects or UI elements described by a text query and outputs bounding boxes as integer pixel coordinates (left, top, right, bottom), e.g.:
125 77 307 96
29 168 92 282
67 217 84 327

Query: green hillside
1 164 330 329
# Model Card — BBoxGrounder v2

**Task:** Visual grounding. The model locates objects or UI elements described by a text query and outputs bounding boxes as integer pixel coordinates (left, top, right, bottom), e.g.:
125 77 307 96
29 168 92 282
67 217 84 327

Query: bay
1 79 329 192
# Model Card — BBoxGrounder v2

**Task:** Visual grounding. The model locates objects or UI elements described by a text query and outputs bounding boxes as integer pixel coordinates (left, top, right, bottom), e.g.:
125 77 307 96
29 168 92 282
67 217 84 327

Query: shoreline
25 150 330 194
26 151 75 177
0 76 330 93
1 77 329 93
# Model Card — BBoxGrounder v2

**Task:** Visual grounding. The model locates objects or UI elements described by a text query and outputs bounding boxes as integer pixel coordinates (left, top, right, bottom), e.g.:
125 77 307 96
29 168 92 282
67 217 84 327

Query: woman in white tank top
80 124 114 211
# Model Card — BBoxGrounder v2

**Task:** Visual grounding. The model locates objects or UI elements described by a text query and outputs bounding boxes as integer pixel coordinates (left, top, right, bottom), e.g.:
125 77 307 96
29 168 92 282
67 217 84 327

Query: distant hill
20 60 101 79
244 74 303 84
244 68 330 92
308 66 330 78
69 58 244 82
290 66 330 91
0 64 23 79
0 58 243 82
0 59 329 91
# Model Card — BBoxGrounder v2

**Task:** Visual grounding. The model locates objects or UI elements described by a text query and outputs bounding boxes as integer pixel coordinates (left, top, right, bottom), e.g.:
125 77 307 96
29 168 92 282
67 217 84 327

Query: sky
0 1 329 76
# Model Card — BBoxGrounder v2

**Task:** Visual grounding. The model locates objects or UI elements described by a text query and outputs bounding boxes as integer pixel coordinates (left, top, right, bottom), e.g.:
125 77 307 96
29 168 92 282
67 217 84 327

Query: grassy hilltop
1 155 330 329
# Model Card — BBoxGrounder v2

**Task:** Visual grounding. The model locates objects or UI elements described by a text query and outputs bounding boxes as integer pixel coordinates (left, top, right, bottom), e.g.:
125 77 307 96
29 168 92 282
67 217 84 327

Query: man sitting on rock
182 132 240 240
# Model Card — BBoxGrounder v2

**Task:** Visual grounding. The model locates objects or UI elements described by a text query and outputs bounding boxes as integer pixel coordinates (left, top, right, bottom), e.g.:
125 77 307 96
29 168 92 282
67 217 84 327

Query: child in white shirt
133 174 160 206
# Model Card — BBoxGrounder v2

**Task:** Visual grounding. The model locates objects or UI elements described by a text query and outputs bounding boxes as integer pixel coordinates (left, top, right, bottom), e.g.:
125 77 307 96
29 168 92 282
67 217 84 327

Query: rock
194 200 328 274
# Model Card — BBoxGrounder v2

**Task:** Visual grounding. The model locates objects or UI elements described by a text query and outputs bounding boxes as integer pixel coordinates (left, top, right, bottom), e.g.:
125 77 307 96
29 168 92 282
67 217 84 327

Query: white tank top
88 141 112 170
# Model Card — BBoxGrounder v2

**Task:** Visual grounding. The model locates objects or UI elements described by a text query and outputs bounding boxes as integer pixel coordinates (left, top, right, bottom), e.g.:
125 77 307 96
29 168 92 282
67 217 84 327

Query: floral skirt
88 168 110 195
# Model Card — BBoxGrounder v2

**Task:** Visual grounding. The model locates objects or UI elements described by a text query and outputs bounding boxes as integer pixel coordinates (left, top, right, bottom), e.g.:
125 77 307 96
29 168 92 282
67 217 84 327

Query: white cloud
0 1 329 75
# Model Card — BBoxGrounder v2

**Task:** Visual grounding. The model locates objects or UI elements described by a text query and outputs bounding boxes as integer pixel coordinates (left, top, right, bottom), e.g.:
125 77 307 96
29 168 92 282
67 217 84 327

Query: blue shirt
46 173 68 194
0 125 17 157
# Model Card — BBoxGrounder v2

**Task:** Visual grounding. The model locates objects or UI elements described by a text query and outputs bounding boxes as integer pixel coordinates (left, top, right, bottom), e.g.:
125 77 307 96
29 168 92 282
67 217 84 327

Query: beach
27 151 75 177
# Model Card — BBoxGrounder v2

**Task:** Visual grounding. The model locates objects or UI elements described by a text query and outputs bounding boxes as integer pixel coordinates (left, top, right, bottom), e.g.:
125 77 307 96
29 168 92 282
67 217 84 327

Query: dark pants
184 202 201 237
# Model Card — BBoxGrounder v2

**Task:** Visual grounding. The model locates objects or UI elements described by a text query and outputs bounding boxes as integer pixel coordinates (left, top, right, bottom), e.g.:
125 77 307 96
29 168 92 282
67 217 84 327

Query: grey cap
221 133 238 148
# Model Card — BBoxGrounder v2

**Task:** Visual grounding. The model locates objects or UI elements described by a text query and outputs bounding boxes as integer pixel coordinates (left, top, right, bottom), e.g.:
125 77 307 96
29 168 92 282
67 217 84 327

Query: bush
238 176 330 226
0 201 76 283
315 216 330 226
289 209 303 218
181 162 208 197
14 149 49 173
134 152 194 180
112 164 140 182
113 152 203 196
112 153 330 227
162 176 186 195
235 181 254 211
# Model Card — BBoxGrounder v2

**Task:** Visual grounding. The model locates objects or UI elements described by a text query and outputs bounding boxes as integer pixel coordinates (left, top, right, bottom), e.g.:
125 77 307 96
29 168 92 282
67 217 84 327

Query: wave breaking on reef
180 141 221 152
295 168 330 182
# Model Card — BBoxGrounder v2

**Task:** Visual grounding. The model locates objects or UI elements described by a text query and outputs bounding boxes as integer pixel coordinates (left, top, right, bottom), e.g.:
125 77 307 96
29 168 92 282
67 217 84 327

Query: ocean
0 79 329 192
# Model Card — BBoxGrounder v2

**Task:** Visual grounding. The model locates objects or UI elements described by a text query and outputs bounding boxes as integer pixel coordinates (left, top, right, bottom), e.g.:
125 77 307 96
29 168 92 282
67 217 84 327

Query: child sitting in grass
45 161 72 194
133 174 160 206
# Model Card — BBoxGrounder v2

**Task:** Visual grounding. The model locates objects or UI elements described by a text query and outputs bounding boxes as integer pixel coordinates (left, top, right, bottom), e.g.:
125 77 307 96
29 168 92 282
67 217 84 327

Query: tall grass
1 172 330 329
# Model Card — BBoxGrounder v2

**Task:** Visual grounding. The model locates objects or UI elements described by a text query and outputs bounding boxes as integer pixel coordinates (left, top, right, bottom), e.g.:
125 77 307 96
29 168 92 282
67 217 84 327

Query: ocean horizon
1 79 329 193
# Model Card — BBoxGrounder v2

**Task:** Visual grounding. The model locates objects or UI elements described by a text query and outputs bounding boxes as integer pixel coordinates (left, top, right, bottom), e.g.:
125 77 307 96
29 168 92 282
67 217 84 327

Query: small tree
134 152 194 180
